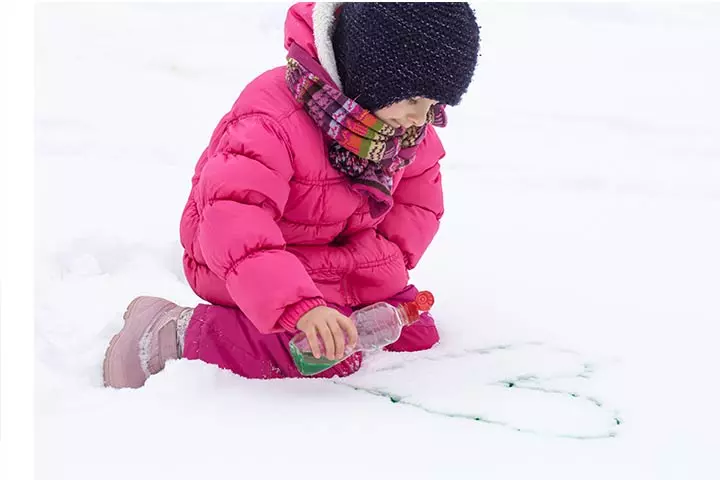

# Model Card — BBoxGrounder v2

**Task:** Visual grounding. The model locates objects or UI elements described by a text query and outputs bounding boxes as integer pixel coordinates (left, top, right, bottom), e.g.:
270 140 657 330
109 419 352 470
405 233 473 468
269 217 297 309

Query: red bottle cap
414 291 434 312
399 291 434 325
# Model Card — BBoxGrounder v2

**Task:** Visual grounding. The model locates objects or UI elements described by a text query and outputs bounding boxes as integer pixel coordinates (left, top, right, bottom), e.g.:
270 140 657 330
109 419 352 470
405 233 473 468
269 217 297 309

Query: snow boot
103 296 193 389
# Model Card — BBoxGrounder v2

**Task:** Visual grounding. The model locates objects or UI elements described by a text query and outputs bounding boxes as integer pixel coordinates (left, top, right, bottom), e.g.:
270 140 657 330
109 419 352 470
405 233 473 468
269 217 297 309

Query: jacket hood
284 2 344 89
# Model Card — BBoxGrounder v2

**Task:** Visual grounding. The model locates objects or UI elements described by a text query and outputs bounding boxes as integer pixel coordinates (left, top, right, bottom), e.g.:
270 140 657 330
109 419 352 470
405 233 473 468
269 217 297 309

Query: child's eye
408 98 419 105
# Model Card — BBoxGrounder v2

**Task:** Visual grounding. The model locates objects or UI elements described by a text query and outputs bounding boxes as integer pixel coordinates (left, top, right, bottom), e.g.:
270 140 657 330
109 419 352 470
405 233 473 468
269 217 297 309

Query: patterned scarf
285 43 447 218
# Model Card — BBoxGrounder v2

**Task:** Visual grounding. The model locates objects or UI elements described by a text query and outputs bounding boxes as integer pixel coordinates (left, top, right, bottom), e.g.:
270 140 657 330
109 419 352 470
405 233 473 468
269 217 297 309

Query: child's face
373 97 438 130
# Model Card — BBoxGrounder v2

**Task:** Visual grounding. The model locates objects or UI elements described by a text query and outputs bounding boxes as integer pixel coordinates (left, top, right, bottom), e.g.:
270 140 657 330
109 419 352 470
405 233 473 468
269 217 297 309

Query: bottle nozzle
399 291 434 325
414 291 434 311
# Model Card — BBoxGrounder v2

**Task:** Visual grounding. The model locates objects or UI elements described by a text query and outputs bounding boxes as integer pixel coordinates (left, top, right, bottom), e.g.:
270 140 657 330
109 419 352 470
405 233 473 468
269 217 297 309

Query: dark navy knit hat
332 2 481 111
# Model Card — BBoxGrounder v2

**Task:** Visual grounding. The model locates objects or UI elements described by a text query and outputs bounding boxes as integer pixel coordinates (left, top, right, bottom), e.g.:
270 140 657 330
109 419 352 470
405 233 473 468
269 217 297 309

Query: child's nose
407 114 426 127
408 105 431 127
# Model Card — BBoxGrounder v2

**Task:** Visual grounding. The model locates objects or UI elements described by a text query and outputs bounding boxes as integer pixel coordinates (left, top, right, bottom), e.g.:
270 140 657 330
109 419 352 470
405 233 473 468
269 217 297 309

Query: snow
35 3 720 479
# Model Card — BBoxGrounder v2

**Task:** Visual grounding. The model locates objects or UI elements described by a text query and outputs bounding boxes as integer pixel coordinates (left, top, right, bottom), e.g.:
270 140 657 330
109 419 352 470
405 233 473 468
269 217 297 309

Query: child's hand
296 306 358 360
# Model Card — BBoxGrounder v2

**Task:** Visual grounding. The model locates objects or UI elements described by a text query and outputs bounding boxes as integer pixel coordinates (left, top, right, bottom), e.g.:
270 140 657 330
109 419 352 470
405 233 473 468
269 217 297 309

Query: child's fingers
329 319 346 360
305 325 322 359
317 323 336 360
337 315 358 350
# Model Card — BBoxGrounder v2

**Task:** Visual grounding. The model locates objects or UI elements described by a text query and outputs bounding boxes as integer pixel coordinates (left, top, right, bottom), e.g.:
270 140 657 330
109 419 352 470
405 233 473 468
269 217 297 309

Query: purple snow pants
182 285 439 379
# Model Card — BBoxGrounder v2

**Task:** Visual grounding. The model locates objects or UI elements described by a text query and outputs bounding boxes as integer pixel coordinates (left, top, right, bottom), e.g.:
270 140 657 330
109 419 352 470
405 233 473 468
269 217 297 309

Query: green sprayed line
373 342 578 374
500 381 622 426
336 342 623 439
336 382 620 440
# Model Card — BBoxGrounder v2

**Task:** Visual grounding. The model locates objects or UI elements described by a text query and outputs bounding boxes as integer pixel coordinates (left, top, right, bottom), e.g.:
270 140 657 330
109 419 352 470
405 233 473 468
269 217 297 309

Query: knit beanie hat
332 2 481 111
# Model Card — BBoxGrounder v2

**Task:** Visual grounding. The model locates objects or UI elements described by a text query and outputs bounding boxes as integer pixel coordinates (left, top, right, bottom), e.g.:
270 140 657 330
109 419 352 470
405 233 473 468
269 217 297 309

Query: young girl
103 2 480 388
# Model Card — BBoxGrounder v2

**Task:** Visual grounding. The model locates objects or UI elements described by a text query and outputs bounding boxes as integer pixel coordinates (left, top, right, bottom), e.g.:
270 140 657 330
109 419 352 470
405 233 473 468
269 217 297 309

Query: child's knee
385 315 440 352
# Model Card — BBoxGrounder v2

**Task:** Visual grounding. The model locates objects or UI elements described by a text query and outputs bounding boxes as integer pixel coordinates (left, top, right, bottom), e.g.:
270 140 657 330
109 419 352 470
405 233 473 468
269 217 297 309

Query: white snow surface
35 3 720 479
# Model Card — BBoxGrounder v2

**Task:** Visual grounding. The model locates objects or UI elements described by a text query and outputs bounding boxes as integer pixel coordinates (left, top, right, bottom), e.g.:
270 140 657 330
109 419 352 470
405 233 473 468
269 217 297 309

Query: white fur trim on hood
312 2 343 90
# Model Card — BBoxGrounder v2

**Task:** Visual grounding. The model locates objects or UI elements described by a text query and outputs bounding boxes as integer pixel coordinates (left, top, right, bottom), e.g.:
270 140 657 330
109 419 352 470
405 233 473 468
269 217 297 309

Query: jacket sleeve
195 114 325 334
377 125 446 269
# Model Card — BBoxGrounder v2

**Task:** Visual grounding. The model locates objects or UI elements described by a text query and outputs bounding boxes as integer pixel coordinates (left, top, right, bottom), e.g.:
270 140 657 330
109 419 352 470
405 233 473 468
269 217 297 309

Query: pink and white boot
103 296 193 389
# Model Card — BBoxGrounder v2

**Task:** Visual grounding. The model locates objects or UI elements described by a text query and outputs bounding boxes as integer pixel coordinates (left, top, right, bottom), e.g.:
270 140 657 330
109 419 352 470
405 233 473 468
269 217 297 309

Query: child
103 2 480 388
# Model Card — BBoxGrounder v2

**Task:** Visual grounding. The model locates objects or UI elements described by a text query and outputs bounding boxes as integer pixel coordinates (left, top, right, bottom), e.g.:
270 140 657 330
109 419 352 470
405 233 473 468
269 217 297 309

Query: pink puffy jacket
180 3 446 334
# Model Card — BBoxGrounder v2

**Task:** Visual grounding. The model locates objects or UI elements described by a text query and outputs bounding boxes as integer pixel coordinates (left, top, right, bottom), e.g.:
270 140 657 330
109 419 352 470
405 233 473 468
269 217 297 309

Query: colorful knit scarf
285 43 447 218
